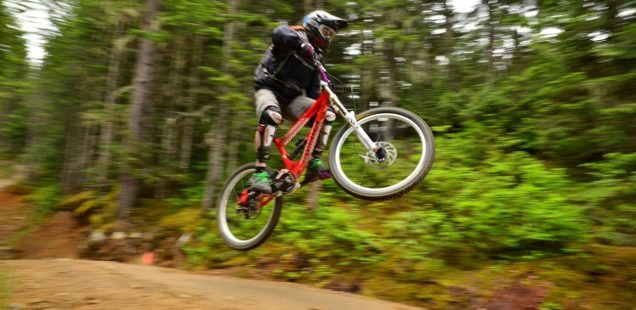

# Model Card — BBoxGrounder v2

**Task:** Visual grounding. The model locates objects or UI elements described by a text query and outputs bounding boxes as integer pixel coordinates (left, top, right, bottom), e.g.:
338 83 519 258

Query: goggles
319 24 336 42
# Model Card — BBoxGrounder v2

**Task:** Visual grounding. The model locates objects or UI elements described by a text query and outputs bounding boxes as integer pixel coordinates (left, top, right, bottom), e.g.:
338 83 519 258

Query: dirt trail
0 188 30 260
0 163 24 191
0 163 28 252
1 259 422 310
0 163 81 260
12 211 83 259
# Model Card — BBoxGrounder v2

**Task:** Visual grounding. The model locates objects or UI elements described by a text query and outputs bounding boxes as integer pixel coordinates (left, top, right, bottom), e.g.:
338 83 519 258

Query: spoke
329 110 432 201
352 136 362 157
352 140 366 167
360 165 368 185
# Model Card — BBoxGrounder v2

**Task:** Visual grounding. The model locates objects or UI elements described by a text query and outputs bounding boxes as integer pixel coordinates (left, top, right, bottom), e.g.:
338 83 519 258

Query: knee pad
259 106 282 126
307 108 336 127
312 109 336 158
256 106 281 163
325 109 336 122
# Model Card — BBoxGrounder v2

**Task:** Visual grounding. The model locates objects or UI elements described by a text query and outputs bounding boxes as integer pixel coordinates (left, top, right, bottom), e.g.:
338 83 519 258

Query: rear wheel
328 107 435 200
216 164 282 250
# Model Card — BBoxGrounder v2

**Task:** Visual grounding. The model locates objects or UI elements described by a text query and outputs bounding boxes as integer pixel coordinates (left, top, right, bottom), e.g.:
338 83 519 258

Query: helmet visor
319 24 336 42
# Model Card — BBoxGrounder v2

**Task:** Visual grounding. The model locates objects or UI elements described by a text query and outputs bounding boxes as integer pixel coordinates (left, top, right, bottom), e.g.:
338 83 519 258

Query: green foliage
539 301 562 310
0 0 29 154
187 193 387 274
55 188 119 229
159 207 202 232
275 196 385 266
58 190 99 211
0 270 9 310
25 184 61 222
182 221 229 267
579 153 636 246
383 131 587 261
166 183 206 207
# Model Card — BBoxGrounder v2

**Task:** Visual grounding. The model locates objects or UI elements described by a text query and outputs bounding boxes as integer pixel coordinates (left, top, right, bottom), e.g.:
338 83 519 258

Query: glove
300 43 316 63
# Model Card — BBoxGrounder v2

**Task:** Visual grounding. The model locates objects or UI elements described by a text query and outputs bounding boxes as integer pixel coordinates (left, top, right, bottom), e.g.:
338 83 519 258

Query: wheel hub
361 141 397 168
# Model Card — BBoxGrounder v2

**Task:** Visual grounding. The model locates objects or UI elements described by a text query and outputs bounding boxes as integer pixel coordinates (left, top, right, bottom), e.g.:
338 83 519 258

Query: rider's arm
271 25 304 55
306 71 321 99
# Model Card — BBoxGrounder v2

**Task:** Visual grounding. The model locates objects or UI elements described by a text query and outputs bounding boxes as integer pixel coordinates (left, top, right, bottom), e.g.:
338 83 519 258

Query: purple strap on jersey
319 66 329 83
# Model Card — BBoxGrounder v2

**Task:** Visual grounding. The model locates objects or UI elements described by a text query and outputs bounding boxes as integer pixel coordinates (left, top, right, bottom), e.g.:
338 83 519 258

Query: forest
1 0 635 308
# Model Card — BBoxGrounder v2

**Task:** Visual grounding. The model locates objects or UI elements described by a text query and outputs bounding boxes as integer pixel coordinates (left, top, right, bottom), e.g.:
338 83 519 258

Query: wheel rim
332 113 428 197
218 168 278 247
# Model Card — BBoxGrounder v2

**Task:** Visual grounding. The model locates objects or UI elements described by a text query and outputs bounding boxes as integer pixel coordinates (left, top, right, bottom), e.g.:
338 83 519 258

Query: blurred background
0 0 635 309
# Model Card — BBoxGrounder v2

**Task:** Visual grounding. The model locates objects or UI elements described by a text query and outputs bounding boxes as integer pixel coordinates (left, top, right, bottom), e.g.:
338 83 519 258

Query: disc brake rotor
360 141 398 168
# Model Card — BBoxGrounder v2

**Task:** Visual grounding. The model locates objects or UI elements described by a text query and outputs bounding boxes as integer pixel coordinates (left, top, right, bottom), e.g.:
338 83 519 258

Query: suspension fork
321 82 376 151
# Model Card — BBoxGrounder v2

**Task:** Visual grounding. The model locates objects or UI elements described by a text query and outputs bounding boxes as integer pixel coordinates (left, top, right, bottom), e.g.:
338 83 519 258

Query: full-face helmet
303 10 348 52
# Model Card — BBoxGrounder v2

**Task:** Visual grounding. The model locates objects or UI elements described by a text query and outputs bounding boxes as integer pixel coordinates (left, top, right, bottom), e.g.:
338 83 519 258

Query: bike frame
273 85 329 178
274 80 375 180
247 66 377 207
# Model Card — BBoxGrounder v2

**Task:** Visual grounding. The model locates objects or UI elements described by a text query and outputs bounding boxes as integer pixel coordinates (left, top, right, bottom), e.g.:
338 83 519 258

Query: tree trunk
202 108 229 212
442 0 455 88
485 0 496 83
61 121 81 193
119 0 160 220
511 29 522 73
167 36 186 116
79 124 97 185
179 35 203 170
156 37 185 199
304 0 325 11
361 28 375 110
202 0 238 212
21 89 47 182
156 117 177 199
226 109 244 172
96 22 125 186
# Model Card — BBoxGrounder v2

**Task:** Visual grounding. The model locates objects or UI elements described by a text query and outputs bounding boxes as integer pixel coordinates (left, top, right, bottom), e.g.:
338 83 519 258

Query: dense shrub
392 132 588 260
579 153 636 246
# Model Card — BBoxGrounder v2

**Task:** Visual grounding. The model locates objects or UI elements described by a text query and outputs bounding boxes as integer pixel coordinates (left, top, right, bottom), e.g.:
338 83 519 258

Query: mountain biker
249 10 348 193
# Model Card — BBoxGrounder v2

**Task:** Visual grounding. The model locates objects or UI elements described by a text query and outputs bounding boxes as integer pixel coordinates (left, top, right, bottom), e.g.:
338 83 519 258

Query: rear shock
290 138 307 160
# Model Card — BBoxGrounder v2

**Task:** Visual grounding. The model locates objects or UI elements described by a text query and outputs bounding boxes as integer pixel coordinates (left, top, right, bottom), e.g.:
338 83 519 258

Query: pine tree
118 0 160 219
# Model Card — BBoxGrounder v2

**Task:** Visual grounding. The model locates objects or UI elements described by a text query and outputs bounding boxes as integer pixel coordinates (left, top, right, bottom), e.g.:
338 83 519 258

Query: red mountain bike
217 64 435 250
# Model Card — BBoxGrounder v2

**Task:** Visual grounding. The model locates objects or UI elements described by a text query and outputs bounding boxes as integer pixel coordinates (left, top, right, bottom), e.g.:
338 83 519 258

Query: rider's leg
252 89 282 192
306 108 336 180
255 105 282 165
283 96 335 152
285 96 335 181
312 108 336 159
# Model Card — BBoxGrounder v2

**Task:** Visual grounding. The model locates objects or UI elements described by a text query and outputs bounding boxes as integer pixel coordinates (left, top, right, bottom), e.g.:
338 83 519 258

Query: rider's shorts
255 89 314 122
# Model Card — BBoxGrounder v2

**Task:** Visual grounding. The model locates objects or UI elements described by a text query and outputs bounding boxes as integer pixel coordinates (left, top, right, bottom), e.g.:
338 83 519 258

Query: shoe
249 171 272 193
303 158 331 184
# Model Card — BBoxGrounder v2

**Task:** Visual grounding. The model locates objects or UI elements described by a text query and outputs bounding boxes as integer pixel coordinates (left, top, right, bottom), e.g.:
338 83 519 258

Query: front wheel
329 107 435 200
216 164 283 250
